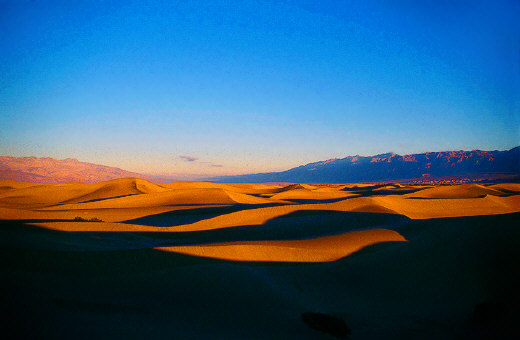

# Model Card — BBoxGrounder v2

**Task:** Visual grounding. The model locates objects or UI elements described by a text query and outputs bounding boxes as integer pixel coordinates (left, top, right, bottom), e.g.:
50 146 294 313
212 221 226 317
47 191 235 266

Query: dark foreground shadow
3 213 520 340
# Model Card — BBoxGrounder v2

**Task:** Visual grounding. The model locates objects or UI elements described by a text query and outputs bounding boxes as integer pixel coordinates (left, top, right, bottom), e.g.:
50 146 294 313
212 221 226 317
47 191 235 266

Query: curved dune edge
154 229 407 262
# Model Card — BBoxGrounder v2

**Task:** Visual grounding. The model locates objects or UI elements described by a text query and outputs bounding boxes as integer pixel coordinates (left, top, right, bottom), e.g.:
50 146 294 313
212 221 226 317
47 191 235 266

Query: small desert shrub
73 216 103 222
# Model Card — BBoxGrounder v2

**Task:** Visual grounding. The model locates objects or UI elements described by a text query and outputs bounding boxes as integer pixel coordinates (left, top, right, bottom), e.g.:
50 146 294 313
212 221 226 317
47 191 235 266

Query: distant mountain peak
373 152 397 158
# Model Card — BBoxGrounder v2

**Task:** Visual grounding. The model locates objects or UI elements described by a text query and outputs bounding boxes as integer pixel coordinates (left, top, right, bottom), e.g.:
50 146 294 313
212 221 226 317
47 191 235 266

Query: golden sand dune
488 183 520 193
1 179 519 232
155 228 407 262
162 194 520 232
224 190 289 204
269 188 352 201
0 182 90 206
6 188 516 234
373 184 422 192
0 179 40 191
61 178 169 204
272 183 317 193
0 178 167 207
0 205 206 223
39 188 239 210
406 183 509 199
342 183 380 190
369 194 520 219
160 181 283 195
30 221 166 232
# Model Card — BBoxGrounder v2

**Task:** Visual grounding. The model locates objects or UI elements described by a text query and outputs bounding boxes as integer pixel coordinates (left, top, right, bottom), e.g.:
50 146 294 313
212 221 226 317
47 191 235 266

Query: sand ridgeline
2 178 520 339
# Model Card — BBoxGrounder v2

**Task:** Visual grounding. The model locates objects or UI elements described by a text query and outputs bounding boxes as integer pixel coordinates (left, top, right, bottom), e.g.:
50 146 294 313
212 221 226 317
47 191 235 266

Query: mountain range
1 147 519 184
212 147 520 183
0 156 150 183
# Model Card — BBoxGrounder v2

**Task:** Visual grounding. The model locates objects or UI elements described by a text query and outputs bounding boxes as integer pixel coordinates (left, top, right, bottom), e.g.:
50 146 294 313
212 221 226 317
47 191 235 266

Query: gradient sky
1 0 519 178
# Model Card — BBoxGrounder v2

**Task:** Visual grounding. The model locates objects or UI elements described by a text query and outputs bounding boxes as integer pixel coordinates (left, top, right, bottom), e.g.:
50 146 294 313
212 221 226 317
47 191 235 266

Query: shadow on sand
122 203 285 227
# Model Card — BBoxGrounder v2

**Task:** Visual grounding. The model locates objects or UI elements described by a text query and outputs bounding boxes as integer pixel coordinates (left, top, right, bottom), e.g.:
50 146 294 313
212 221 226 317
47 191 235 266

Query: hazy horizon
1 0 519 177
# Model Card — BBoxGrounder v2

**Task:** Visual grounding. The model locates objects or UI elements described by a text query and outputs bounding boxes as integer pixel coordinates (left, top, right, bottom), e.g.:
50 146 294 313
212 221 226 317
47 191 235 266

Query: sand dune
0 179 41 191
488 183 520 194
160 181 283 195
24 195 520 233
156 194 520 232
0 205 204 223
2 180 518 233
269 188 352 201
155 229 407 262
0 178 167 207
273 183 316 192
406 183 509 199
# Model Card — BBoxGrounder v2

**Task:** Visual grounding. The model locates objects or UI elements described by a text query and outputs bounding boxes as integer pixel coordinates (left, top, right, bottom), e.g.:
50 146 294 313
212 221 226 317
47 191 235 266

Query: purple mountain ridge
211 147 520 183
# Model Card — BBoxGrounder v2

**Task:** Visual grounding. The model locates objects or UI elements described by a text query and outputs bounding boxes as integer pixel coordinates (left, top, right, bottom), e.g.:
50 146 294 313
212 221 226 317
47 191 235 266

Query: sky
1 0 519 178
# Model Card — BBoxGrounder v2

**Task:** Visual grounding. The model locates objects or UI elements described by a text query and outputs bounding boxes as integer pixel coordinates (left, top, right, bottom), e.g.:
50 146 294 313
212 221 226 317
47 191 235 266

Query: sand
2 178 519 339
155 229 407 262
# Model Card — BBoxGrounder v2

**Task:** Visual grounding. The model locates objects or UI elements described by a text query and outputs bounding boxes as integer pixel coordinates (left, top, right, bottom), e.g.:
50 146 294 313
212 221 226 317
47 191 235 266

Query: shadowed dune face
2 179 520 339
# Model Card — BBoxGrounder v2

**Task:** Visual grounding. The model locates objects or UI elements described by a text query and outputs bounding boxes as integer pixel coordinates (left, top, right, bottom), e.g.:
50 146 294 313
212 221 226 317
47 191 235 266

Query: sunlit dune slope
0 179 286 212
269 188 352 201
155 228 407 262
41 188 240 210
0 205 209 223
0 179 41 191
62 178 169 204
406 183 509 198
159 182 283 195
224 190 288 204
488 183 520 194
0 178 167 207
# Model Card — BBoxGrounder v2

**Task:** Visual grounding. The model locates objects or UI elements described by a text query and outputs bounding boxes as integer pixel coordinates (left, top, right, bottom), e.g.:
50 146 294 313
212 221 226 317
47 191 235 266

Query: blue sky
1 0 519 177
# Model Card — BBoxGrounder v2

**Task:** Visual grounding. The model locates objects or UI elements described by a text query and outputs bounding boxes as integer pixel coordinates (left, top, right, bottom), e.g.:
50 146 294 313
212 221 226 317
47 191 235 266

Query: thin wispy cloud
180 156 223 168
179 155 198 162
200 161 223 168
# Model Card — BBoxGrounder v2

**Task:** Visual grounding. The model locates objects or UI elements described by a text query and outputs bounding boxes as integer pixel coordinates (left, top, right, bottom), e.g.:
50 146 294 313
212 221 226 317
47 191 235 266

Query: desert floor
1 178 519 339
